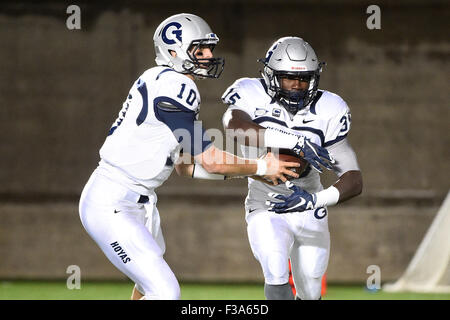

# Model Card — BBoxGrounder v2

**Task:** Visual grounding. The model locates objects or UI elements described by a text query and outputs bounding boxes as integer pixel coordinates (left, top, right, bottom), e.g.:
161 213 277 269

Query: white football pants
79 170 180 300
246 209 330 300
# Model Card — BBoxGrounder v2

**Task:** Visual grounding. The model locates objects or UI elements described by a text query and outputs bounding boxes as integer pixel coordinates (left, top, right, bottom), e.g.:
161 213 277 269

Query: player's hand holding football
266 181 317 213
292 136 334 173
260 152 300 186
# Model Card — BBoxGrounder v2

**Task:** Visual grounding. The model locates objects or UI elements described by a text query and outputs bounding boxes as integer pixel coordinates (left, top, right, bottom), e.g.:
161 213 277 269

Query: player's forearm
175 156 238 180
209 162 257 176
224 110 301 149
224 113 265 147
195 146 259 176
317 140 362 206
333 170 363 203
174 163 194 177
312 170 363 208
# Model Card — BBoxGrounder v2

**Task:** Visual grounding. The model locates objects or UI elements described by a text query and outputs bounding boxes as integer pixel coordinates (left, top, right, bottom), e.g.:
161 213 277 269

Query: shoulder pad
310 90 349 118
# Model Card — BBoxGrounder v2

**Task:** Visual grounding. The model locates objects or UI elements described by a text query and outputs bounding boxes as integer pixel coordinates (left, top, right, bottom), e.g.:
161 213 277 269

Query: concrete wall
0 199 438 283
0 1 448 282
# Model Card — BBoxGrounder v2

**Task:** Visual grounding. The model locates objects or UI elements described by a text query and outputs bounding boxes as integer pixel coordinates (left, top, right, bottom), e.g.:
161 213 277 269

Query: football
277 152 308 178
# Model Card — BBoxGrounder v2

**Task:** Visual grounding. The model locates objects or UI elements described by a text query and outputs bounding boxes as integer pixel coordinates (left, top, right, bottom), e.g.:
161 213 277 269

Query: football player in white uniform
78 15 331 300
222 37 363 300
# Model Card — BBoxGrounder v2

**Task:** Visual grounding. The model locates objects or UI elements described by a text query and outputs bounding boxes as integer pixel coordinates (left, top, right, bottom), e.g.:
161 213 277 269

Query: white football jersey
98 66 202 195
222 78 352 214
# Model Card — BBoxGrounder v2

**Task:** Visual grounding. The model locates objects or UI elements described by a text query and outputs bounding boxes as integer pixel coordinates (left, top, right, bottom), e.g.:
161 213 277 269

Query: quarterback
78 15 329 300
222 37 363 299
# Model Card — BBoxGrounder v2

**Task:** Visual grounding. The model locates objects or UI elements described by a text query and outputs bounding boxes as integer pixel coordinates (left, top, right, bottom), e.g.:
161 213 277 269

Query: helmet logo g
162 22 182 44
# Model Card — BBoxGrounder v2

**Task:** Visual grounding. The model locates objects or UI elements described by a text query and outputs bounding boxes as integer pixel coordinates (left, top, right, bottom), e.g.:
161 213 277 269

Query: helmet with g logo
153 13 224 78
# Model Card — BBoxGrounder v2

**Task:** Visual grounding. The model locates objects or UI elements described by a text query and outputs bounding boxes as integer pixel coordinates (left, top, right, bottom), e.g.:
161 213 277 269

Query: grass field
0 280 449 300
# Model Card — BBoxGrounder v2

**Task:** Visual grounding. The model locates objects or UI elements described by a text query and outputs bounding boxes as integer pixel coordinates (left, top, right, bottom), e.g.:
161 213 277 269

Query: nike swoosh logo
302 119 314 124
248 208 257 213
114 209 121 213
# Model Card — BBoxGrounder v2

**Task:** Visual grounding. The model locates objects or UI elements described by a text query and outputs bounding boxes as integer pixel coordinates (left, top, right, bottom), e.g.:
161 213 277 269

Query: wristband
314 186 340 208
192 164 226 180
256 159 268 176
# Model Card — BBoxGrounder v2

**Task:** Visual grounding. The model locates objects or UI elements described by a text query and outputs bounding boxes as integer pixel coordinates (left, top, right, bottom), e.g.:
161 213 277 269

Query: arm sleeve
154 97 212 156
326 138 360 177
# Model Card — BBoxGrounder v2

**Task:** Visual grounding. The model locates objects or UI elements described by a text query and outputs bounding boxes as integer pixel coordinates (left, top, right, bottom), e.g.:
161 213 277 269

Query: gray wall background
0 0 448 284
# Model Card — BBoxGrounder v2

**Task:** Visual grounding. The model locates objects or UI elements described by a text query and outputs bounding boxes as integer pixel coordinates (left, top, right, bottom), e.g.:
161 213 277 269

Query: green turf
0 280 449 300
324 286 450 300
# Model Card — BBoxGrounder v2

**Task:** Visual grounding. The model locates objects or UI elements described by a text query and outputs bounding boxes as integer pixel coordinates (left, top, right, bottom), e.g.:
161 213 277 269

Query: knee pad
264 252 289 285
297 276 322 300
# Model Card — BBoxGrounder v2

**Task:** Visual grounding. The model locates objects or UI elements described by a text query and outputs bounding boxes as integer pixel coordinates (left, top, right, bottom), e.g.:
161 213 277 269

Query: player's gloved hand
266 181 316 214
292 136 334 173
